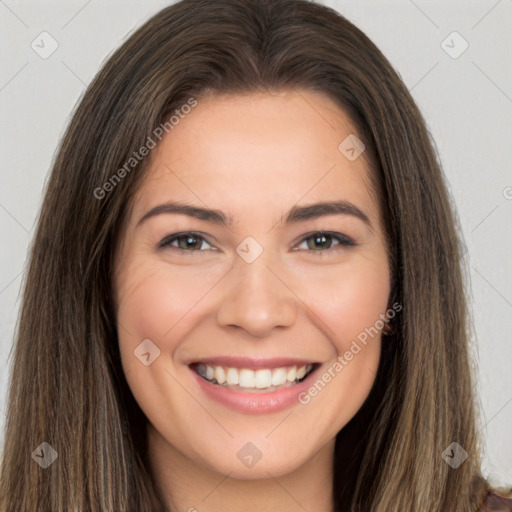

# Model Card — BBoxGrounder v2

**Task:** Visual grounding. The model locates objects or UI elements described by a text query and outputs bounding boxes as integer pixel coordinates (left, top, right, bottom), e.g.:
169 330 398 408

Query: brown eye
297 232 355 252
159 232 213 251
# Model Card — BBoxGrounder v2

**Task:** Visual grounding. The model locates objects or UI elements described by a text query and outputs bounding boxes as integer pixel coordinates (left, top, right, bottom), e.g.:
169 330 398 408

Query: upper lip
189 356 318 370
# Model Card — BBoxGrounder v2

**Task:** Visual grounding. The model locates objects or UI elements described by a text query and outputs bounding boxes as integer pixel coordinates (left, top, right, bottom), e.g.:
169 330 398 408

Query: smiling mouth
190 362 318 393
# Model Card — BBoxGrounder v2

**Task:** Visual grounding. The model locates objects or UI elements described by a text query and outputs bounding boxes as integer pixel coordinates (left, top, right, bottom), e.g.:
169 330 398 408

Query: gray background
0 0 511 486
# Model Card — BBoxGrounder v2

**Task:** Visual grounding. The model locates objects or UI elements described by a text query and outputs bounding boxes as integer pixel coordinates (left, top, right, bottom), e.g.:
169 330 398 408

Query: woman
0 0 510 510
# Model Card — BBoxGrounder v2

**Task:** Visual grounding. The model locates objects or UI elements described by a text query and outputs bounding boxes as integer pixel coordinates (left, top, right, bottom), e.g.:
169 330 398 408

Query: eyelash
158 231 356 254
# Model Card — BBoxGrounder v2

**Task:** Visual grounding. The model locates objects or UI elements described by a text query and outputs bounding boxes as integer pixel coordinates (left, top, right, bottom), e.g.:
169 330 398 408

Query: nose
215 251 298 338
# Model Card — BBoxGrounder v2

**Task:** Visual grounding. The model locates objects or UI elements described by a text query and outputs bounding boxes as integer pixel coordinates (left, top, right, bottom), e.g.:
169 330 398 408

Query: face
113 89 391 480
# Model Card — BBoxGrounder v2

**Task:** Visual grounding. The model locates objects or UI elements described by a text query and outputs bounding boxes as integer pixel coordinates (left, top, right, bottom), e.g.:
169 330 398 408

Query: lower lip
190 366 319 415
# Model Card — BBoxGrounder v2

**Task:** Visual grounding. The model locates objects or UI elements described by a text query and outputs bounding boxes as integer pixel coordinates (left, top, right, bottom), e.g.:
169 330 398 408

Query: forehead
132 90 382 229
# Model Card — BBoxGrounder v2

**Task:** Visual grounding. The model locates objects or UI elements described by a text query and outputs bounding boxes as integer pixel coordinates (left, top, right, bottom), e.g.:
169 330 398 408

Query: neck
147 423 335 512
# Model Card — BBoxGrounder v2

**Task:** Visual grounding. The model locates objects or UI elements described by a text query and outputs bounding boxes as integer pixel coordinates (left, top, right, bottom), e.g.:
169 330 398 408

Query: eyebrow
137 200 372 229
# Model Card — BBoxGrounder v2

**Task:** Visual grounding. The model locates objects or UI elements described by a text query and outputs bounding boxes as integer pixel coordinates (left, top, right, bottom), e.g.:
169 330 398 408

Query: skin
113 89 391 512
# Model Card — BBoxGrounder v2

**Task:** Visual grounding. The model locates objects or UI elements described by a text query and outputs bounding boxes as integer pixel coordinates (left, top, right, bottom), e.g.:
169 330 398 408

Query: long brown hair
0 0 493 510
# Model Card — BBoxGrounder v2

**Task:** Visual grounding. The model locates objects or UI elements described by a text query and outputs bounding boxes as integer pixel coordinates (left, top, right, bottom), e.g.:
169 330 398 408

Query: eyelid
158 230 356 253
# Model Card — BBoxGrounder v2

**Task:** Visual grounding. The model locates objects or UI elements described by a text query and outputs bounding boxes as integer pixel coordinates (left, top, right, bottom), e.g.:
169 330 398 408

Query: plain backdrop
0 0 511 486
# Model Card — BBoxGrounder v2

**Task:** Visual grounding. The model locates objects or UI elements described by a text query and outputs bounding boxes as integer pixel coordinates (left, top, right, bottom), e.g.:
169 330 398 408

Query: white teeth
226 367 239 385
255 369 272 388
238 369 255 387
296 365 307 379
287 366 297 382
271 367 287 386
214 366 226 385
195 363 314 390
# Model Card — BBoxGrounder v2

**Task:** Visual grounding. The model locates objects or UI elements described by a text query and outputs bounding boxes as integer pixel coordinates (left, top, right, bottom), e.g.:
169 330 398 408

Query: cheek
114 261 215 428
294 265 386 430
295 257 390 352
116 259 215 339
115 261 210 379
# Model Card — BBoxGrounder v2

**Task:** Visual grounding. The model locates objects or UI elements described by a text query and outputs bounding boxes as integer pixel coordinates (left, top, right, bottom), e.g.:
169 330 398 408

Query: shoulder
481 491 512 511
